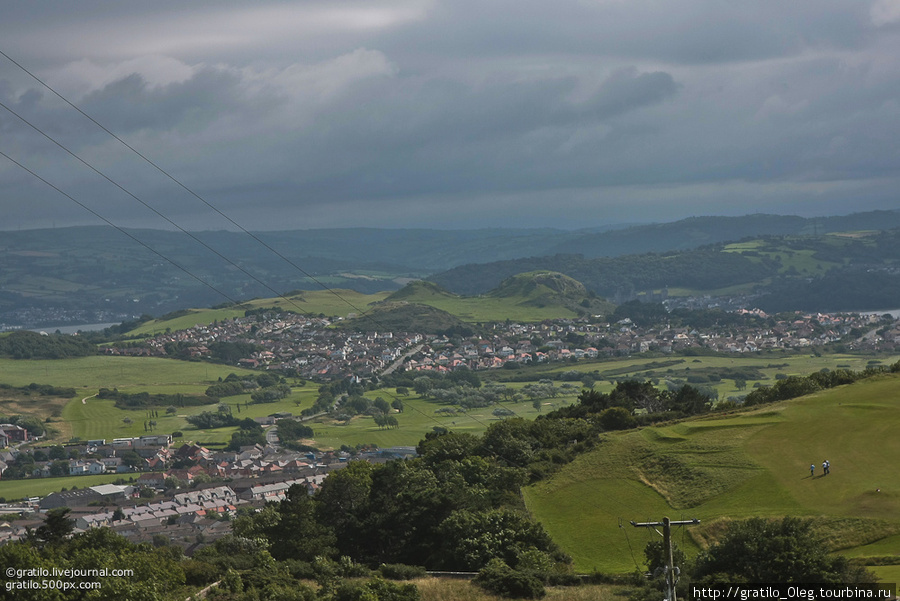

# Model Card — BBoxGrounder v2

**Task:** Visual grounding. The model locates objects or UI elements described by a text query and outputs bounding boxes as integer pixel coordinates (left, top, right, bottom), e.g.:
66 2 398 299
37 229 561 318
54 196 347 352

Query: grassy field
306 389 579 450
5 351 896 446
59 385 320 445
524 373 900 574
0 356 259 443
0 356 251 390
0 473 152 501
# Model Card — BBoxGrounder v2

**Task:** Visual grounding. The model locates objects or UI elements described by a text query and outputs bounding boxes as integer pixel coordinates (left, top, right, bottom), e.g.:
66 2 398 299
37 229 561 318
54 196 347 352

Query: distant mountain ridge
545 211 900 258
2 210 898 325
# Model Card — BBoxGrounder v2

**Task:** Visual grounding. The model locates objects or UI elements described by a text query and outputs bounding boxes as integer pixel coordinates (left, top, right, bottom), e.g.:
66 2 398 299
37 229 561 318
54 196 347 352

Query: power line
0 53 537 458
0 48 372 319
1 51 660 569
0 96 322 319
0 149 239 307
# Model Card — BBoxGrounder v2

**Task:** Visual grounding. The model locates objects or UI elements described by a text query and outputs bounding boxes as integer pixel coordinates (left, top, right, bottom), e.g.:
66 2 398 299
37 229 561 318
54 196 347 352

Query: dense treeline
382 366 482 391
275 418 314 441
205 372 288 399
234 447 569 571
98 387 214 409
757 269 900 312
0 382 76 397
613 301 771 329
742 362 900 406
0 511 186 600
0 330 96 359
546 380 714 426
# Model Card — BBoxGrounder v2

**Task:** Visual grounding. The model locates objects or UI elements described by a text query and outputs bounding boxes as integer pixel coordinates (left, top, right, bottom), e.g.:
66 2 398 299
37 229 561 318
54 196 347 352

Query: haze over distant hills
2 210 899 327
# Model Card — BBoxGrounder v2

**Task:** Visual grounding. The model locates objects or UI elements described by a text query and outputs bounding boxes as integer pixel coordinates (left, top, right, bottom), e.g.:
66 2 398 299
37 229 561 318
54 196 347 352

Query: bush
475 559 545 599
181 559 220 586
331 577 420 601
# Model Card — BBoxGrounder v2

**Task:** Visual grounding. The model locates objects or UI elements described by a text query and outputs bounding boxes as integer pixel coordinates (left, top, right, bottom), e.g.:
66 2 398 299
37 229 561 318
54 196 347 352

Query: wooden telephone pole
631 517 700 601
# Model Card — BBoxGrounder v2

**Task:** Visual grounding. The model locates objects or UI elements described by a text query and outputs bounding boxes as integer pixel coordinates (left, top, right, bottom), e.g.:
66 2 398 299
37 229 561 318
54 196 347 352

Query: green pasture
61 386 319 445
0 473 150 501
723 237 847 276
0 356 251 390
305 389 579 450
524 374 900 573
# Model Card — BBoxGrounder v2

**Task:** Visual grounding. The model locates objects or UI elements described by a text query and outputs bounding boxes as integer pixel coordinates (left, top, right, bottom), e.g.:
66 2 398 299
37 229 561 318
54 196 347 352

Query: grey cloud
79 68 249 133
1 0 899 231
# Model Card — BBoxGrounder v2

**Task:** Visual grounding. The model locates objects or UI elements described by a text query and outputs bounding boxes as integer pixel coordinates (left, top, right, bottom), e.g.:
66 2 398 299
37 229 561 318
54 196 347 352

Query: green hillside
524 374 900 573
340 302 470 334
490 271 587 300
364 273 608 323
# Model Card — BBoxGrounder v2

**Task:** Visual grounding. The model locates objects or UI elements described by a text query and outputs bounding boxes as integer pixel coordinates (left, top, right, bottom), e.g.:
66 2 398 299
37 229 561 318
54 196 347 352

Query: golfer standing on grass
810 463 815 477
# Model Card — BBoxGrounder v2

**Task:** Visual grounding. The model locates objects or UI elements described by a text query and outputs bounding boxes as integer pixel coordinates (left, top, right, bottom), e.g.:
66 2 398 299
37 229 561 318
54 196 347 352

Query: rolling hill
523 374 900 574
347 272 613 325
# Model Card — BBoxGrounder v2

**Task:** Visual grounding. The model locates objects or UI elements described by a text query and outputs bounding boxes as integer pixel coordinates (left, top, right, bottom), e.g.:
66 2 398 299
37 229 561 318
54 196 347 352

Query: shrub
475 559 545 599
332 577 420 601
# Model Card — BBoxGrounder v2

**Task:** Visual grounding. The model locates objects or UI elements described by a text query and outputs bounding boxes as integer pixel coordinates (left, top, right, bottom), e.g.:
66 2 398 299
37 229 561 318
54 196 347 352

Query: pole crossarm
629 517 701 601
630 519 700 527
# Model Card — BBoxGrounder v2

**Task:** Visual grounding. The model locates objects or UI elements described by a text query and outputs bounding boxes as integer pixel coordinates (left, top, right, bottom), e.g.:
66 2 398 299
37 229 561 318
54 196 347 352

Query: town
102 307 900 381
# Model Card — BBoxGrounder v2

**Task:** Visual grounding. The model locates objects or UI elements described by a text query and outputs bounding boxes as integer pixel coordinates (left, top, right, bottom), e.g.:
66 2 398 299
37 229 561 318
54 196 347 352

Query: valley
1 213 899 599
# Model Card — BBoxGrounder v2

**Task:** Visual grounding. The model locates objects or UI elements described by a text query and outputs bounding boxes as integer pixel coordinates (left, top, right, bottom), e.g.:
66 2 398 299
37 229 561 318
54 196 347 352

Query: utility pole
631 517 700 601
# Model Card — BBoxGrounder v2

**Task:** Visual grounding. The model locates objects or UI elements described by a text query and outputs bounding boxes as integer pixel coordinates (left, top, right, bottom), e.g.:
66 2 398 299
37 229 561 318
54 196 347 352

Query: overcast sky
1 0 899 231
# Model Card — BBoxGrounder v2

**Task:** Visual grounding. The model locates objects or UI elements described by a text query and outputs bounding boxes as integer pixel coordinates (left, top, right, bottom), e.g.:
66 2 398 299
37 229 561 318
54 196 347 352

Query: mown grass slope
523 374 900 573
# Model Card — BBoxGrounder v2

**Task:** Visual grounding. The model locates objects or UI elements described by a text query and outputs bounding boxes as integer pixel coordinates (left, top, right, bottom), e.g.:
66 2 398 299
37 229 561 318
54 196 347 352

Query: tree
693 517 873 584
436 508 567 571
373 397 391 415
598 407 636 431
235 485 338 562
49 460 69 477
34 508 75 546
121 450 143 468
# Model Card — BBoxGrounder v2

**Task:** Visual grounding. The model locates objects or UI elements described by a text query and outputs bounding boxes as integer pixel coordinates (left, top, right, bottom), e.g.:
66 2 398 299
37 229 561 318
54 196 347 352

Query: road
380 344 423 377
